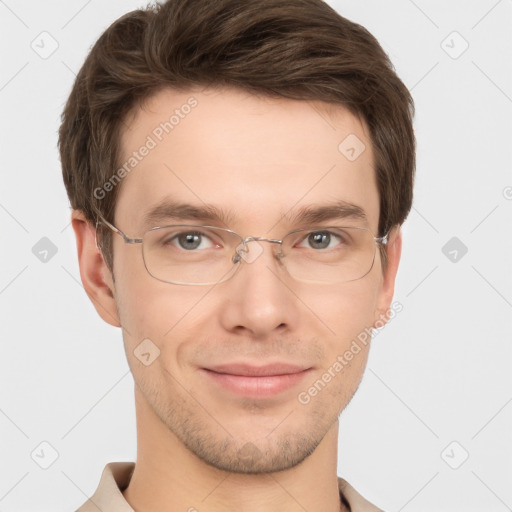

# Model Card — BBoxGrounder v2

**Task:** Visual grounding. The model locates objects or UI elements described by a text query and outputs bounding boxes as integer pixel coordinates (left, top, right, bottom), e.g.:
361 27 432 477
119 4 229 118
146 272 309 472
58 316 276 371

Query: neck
122 386 348 512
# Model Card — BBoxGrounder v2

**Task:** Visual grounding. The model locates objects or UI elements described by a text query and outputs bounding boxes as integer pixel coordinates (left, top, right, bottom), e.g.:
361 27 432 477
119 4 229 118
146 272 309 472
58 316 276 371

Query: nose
218 239 297 338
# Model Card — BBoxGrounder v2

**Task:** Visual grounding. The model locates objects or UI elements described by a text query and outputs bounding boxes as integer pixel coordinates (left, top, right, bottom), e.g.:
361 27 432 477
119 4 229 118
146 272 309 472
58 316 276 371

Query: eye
164 230 218 251
296 230 346 250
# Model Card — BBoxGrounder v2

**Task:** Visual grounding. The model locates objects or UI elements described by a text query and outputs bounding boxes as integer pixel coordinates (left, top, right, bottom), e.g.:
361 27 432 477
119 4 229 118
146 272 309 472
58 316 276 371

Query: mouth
200 363 313 399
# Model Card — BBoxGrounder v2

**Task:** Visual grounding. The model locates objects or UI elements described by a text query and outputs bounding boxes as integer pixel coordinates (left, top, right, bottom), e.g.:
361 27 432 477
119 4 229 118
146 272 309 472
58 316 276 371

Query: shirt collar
76 462 383 512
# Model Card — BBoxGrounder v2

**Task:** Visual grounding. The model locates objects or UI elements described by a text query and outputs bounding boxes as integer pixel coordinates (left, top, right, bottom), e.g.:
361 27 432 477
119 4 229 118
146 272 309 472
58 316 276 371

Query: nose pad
233 240 284 265
234 240 264 264
232 244 244 264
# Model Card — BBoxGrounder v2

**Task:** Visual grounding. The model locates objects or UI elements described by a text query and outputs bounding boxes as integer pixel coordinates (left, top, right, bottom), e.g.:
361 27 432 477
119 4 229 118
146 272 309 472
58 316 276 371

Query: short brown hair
58 0 415 271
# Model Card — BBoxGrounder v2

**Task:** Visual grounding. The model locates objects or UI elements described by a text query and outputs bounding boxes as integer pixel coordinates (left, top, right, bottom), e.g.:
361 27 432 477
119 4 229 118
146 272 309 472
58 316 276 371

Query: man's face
107 86 393 473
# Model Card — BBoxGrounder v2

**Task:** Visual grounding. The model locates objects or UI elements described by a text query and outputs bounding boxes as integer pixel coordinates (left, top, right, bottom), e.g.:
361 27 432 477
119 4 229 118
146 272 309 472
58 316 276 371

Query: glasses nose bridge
232 235 284 265
242 235 282 245
241 236 283 255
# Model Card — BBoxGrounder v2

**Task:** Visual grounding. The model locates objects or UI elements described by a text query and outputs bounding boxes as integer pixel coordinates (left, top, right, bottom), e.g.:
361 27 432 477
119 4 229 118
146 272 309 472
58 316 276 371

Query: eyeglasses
94 212 389 286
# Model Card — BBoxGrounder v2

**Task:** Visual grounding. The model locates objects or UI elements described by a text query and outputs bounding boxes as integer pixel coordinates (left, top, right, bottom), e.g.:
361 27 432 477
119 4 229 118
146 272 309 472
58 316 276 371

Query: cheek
308 276 379 343
117 281 193 333
113 245 184 331
113 259 210 370
301 283 378 406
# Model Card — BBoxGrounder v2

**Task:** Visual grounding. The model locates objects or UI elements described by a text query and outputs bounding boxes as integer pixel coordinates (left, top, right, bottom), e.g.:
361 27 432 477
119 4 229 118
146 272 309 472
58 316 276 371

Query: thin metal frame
94 210 389 286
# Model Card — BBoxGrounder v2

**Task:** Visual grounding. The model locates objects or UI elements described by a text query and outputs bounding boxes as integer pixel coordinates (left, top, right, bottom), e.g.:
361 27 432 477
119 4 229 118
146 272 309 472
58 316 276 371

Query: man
59 0 415 510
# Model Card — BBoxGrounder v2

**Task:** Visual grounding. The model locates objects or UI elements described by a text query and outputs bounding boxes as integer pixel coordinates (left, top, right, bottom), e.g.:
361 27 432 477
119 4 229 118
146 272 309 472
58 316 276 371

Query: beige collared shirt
75 462 384 512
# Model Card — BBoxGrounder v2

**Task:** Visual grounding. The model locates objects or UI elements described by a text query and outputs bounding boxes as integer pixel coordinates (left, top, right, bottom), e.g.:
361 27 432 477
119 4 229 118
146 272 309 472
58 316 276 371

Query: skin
72 85 402 512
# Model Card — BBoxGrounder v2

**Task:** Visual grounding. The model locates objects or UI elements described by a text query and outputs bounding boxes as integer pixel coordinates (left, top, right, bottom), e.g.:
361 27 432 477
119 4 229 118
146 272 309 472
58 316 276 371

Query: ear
71 210 121 328
372 225 402 328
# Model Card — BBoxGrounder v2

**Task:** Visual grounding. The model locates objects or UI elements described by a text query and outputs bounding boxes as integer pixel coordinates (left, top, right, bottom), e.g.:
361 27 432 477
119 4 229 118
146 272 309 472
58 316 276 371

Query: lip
201 363 312 399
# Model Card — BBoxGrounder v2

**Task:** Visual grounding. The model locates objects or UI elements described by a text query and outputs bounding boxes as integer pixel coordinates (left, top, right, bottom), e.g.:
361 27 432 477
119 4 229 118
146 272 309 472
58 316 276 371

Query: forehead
115 86 379 234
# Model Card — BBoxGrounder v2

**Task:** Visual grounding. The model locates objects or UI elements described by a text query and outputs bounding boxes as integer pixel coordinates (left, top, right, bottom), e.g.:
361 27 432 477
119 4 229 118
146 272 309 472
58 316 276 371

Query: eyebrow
141 198 368 230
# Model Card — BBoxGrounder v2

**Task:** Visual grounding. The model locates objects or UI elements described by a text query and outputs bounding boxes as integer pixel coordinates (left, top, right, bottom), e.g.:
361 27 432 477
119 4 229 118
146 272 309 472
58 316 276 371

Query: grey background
1 0 511 510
